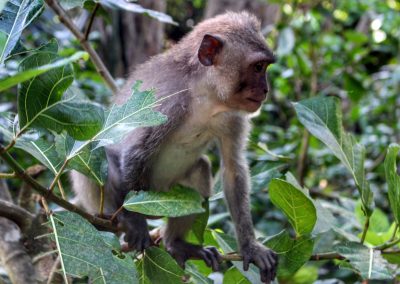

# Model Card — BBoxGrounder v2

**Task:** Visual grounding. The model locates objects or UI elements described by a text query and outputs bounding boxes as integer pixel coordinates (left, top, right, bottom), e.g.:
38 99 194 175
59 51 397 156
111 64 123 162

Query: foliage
0 0 399 283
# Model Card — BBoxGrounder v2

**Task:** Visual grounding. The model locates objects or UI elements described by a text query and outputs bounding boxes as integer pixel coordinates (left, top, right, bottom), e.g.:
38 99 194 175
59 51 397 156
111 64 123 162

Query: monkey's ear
198 34 223 66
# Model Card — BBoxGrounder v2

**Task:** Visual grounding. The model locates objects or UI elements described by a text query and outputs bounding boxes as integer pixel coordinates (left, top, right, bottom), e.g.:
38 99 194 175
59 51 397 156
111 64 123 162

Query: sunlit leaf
293 95 374 216
49 211 137 283
124 185 205 217
264 231 314 277
269 178 317 236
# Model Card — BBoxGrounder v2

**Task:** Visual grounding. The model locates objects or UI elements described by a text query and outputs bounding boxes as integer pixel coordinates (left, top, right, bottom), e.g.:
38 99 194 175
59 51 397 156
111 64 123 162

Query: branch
44 0 118 94
0 148 115 232
360 217 370 244
0 172 15 179
84 2 100 40
0 200 34 231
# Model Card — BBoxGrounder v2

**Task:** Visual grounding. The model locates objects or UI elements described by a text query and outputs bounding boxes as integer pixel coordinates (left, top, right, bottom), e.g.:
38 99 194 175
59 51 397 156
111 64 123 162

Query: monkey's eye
254 62 265 73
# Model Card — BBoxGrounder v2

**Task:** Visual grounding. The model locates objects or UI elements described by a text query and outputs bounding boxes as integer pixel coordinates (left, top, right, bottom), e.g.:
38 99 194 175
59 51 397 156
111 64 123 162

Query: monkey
71 11 278 283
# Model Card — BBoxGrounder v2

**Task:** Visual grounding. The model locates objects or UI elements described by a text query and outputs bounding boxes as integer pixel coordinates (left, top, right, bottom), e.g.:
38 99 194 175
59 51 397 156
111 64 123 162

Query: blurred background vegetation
1 0 400 282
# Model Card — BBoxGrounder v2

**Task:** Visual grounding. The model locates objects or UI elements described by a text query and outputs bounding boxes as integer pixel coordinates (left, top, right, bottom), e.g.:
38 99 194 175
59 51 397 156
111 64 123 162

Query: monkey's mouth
246 97 264 104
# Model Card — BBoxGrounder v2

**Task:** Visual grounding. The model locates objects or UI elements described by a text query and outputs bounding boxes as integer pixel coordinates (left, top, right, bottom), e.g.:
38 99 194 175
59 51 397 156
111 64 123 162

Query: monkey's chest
149 128 214 190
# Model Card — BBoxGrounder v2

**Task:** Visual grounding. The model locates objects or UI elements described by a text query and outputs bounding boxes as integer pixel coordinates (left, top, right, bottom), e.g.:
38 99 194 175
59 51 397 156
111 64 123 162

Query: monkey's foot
241 242 278 284
118 212 153 251
166 239 222 271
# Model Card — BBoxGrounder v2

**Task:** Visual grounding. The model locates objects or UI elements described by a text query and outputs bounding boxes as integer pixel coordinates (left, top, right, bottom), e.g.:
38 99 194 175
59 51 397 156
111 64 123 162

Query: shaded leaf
49 211 137 283
18 44 104 140
191 199 209 244
384 144 400 224
334 241 392 279
264 231 314 277
186 262 213 284
293 95 373 216
0 51 88 92
124 185 205 217
223 267 251 284
0 0 44 64
269 178 317 236
142 247 184 284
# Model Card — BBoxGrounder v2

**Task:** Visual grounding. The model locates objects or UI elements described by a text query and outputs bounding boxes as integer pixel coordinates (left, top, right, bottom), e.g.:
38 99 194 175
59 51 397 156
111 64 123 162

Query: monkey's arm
218 119 278 283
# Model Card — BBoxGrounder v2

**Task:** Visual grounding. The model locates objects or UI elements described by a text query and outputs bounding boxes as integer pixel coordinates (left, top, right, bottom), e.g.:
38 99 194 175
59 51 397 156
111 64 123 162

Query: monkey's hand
166 239 222 271
241 241 278 284
118 211 152 251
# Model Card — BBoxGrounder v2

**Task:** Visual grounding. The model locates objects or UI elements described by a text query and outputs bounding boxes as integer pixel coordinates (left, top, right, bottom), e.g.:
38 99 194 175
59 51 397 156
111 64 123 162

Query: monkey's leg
164 156 222 271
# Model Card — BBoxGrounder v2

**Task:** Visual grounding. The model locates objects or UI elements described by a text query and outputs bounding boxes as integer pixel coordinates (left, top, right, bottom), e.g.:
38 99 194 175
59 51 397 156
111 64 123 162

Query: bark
97 0 166 77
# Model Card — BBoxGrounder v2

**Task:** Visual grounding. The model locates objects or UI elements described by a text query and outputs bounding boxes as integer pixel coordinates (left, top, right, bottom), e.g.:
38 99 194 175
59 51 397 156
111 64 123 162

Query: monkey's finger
198 250 212 268
205 249 220 271
267 251 277 267
207 247 222 263
243 255 250 271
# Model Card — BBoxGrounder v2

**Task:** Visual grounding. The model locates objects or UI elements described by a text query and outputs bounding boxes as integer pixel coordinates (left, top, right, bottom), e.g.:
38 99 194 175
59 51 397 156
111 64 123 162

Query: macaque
71 11 277 283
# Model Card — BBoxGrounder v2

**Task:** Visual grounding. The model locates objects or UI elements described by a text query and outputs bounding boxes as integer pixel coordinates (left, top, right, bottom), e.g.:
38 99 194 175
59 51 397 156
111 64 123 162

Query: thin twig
297 130 310 186
57 180 66 200
84 2 100 40
375 238 400 251
111 206 124 222
99 185 105 216
360 217 370 244
44 0 118 94
389 224 399 242
0 148 115 231
48 160 69 192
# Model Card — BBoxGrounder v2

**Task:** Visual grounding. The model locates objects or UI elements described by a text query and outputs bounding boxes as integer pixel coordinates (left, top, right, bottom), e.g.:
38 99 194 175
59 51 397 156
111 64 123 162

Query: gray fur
71 12 277 277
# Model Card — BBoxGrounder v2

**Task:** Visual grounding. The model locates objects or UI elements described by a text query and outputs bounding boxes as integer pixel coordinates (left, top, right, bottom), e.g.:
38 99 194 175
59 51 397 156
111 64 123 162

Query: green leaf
212 231 262 284
264 231 314 277
18 45 104 140
269 178 317 236
94 83 167 147
142 247 184 284
55 133 108 185
250 162 285 192
100 0 177 25
191 199 209 244
293 95 374 216
59 0 87 9
124 186 205 217
0 0 44 64
223 267 251 284
49 211 137 283
185 262 213 284
384 143 400 225
334 241 392 280
0 51 88 92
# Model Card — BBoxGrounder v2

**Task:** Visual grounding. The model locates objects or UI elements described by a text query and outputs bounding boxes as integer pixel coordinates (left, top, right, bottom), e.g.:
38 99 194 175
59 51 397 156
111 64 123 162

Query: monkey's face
230 58 272 113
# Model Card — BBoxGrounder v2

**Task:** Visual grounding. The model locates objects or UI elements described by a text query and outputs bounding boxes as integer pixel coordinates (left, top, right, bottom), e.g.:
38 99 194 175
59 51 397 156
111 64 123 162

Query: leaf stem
44 0 118 94
99 185 105 216
360 217 370 244
84 2 100 41
375 238 400 251
389 224 399 242
0 147 115 231
57 180 66 200
48 159 69 192
111 206 124 222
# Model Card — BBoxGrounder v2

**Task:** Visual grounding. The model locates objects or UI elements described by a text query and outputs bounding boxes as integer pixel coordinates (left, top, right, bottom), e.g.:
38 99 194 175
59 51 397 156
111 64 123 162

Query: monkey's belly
149 133 212 191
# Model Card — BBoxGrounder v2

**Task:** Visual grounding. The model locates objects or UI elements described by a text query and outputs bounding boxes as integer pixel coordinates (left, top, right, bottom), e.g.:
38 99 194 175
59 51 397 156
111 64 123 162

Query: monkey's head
193 12 275 113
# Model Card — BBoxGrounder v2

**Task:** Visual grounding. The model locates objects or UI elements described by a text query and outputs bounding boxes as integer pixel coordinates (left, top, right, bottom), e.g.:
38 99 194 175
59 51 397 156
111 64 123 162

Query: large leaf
334 241 392 280
18 44 104 140
0 0 44 64
137 247 184 284
0 51 88 92
384 144 400 224
100 0 177 25
269 178 317 236
123 186 205 217
49 211 137 283
293 95 373 216
213 231 262 284
223 267 251 284
94 83 167 147
264 231 314 277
